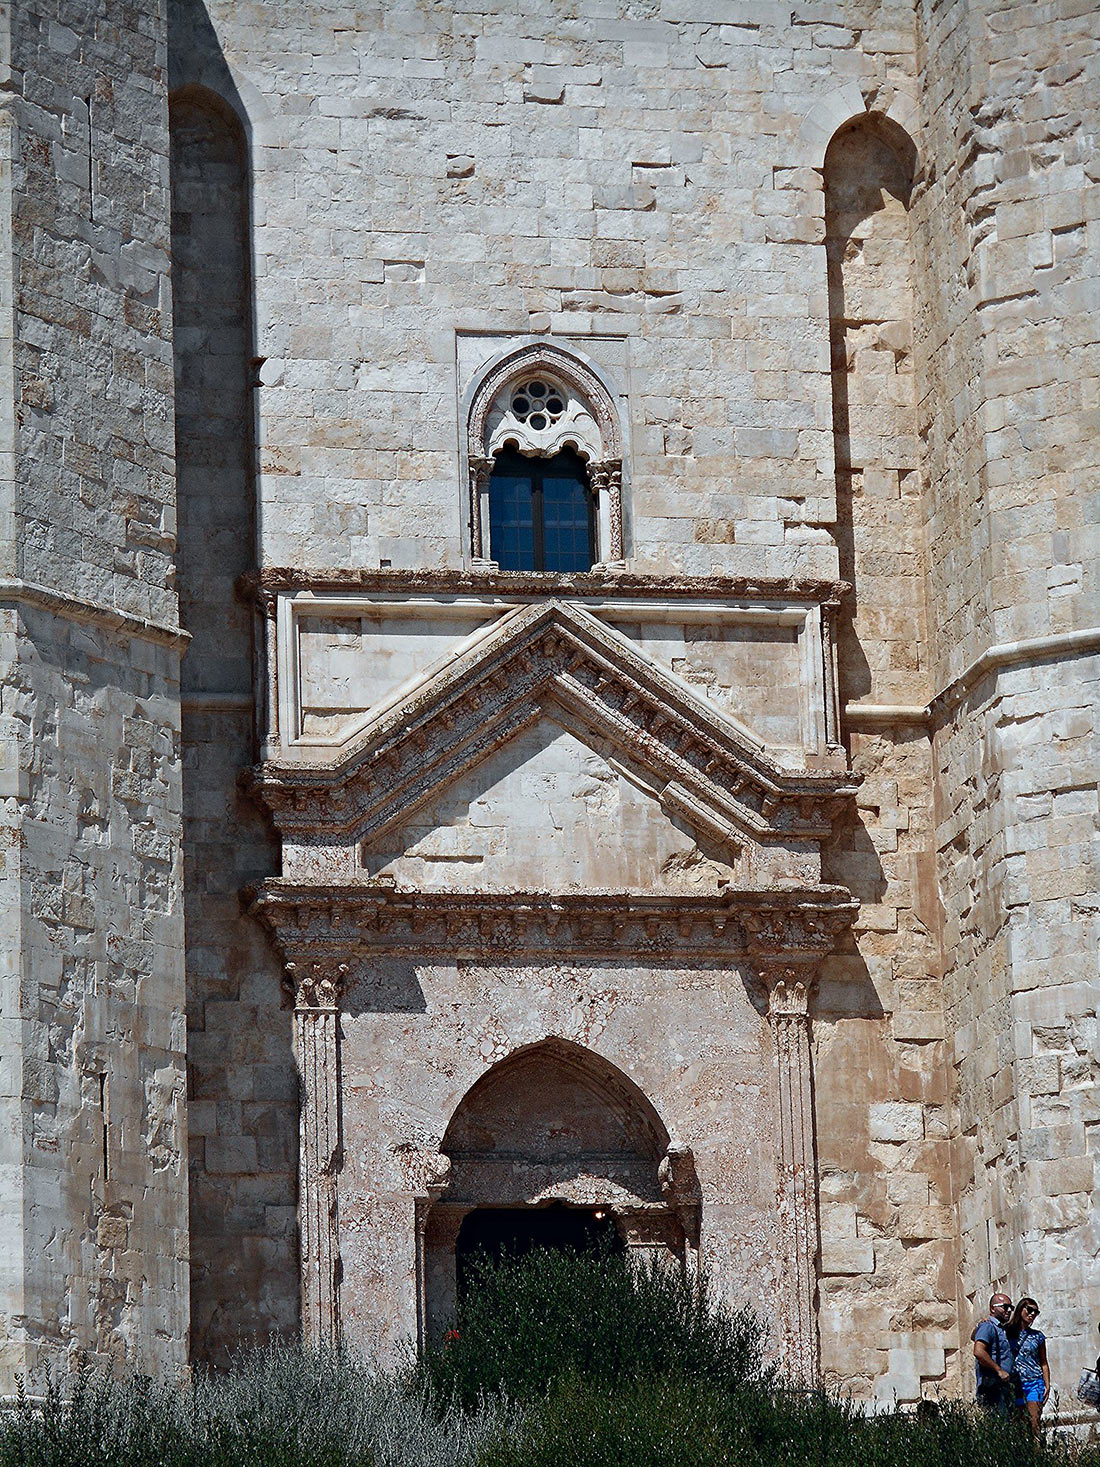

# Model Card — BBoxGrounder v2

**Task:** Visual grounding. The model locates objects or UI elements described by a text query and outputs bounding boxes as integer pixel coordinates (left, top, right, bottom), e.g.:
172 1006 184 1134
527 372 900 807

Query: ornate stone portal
246 571 859 1375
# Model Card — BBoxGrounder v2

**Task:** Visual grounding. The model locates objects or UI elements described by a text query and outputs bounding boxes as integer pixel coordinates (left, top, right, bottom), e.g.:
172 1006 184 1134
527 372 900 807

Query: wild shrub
426 1245 767 1408
474 1374 1088 1467
433 1249 1094 1467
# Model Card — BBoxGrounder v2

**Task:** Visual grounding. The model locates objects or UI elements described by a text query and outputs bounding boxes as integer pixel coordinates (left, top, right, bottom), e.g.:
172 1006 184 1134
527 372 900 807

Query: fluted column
759 960 820 1386
286 959 348 1347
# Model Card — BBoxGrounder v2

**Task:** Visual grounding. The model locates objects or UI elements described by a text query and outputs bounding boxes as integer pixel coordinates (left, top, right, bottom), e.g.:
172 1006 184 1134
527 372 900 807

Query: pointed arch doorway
421 1038 696 1342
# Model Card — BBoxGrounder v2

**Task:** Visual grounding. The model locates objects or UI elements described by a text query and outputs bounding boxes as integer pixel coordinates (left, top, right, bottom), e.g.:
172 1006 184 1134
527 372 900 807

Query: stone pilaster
821 601 840 748
757 960 820 1386
286 959 348 1347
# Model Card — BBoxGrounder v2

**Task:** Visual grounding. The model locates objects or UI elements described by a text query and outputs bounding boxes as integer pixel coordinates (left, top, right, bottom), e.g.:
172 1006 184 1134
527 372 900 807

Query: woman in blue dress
1006 1296 1049 1437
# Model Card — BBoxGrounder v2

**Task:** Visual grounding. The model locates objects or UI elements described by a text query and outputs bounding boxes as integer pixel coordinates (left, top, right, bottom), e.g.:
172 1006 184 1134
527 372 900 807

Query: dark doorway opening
455 1204 622 1299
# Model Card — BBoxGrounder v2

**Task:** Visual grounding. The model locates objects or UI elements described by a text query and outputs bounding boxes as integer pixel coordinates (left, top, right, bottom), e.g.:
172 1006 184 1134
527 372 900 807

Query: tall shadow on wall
169 24 297 1360
824 120 918 709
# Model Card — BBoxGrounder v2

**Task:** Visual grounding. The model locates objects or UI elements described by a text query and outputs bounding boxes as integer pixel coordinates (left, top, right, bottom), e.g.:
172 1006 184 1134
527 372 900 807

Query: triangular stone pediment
363 713 741 893
253 600 858 851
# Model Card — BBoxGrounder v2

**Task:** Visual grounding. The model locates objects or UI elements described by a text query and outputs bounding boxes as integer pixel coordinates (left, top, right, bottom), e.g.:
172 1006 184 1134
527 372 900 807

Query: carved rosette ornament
286 959 349 1347
756 957 820 1387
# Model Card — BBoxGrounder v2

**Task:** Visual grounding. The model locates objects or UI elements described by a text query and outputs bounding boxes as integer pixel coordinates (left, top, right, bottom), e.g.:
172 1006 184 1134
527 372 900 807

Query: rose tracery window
507 378 567 434
467 347 625 571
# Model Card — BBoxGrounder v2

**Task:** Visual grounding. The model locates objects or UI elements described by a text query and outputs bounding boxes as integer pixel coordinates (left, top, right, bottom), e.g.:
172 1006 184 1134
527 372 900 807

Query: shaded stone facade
0 0 1096 1414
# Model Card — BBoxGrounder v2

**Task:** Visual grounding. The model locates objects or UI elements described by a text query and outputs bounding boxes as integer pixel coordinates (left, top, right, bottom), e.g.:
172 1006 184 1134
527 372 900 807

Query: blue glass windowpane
488 471 534 571
488 447 593 571
542 471 591 573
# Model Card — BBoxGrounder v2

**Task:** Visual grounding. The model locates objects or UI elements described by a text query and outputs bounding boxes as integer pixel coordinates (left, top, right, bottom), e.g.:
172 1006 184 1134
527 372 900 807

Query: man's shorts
1016 1380 1045 1405
976 1380 1012 1411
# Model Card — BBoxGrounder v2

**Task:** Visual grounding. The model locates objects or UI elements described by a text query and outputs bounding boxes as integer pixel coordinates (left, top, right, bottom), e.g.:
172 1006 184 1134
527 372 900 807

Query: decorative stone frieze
248 884 859 964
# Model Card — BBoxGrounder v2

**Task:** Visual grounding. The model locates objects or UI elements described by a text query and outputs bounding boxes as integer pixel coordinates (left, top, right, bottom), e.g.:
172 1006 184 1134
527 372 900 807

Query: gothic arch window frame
464 343 626 570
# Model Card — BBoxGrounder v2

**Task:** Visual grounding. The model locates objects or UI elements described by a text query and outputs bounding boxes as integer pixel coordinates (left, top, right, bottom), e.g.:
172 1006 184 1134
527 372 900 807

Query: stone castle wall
0 0 1094 1405
0 0 188 1378
916 0 1100 1398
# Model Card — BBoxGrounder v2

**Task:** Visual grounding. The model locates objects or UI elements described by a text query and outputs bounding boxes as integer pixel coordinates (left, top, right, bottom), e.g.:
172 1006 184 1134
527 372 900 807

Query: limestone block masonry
0 0 188 1379
0 0 1095 1415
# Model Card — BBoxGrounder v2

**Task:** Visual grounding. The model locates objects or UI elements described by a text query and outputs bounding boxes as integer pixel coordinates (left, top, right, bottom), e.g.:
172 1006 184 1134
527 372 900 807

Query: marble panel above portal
270 576 842 768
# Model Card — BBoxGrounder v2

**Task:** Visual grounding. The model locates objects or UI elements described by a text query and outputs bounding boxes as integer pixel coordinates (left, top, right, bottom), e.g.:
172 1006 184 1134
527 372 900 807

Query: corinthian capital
753 958 815 1021
284 958 350 1010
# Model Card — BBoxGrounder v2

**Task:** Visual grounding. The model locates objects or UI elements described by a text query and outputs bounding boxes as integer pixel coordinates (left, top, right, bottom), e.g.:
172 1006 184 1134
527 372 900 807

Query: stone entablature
249 883 859 968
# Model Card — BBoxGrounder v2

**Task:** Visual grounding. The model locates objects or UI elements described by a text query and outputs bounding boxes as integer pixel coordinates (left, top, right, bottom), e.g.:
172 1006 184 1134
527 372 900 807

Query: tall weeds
0 1345 510 1467
0 1252 1094 1467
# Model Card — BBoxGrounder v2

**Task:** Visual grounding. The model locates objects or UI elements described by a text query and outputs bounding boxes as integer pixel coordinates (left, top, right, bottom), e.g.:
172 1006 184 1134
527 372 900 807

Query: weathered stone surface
0 0 1094 1418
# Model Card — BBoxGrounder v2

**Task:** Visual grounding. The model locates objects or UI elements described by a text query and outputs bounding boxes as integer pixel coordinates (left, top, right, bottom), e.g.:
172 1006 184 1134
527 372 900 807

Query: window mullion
532 468 545 572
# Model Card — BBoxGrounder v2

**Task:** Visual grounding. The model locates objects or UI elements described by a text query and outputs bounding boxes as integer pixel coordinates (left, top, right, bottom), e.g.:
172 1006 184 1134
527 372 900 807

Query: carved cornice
238 567 851 606
246 882 859 964
245 600 859 848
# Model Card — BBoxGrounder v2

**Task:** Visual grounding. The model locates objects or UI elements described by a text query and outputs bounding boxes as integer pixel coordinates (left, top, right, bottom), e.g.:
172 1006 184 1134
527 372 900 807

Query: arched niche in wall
169 84 255 697
466 345 626 571
421 1037 697 1341
171 85 294 1365
823 115 923 706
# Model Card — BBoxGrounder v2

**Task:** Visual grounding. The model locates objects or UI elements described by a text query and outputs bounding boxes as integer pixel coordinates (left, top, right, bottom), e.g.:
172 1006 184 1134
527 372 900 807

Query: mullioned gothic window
466 346 625 572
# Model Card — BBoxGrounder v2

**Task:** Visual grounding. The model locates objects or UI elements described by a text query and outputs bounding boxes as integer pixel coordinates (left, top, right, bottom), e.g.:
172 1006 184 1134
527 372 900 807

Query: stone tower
0 0 187 1378
1 0 1096 1408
